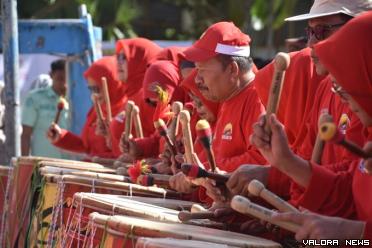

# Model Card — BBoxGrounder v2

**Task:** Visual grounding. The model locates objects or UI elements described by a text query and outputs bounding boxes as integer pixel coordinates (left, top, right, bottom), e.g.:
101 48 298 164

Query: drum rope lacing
0 167 13 247
47 179 65 247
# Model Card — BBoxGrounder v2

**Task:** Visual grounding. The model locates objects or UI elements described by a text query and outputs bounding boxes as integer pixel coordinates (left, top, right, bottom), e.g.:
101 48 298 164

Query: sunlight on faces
189 93 216 123
87 78 103 102
195 56 236 102
331 76 372 126
308 14 348 75
117 51 128 82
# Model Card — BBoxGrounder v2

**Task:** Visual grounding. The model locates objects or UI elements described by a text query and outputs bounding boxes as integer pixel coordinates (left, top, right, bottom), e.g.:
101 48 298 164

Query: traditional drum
85 213 282 248
62 192 222 247
3 156 117 248
26 169 183 247
0 165 13 247
136 237 237 248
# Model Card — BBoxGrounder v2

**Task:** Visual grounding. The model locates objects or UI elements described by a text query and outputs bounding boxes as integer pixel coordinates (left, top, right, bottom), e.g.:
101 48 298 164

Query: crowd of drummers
15 0 372 246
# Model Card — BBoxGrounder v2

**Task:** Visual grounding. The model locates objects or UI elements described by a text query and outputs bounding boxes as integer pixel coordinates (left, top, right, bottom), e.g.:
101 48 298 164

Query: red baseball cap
183 22 251 62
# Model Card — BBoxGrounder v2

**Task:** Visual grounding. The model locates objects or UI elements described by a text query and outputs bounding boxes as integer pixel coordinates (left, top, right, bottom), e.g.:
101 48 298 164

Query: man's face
194 57 235 102
51 69 66 93
307 14 348 75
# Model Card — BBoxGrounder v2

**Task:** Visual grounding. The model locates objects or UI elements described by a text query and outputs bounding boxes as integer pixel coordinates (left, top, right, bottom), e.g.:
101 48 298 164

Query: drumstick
132 105 144 138
92 94 112 148
54 97 66 124
169 101 183 142
311 113 333 164
101 77 112 123
179 110 194 163
124 100 135 143
91 156 116 167
178 210 215 222
319 122 372 159
92 94 105 124
154 119 177 156
181 163 228 183
248 179 299 213
190 204 209 213
231 195 300 233
137 174 171 187
196 119 216 172
265 52 290 134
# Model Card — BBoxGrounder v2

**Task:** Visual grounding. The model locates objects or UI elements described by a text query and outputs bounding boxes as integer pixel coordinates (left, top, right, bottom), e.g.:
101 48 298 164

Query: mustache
196 82 208 91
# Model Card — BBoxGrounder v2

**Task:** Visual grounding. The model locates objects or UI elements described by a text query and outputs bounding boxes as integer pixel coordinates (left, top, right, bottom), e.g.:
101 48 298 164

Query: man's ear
230 61 239 78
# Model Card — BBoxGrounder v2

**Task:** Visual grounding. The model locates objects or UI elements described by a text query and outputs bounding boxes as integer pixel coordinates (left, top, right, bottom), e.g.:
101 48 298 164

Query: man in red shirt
170 22 267 198
227 0 371 200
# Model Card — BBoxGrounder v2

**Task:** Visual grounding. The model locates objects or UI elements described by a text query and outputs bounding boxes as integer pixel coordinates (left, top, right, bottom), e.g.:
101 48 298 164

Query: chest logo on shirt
222 123 233 140
338 113 350 134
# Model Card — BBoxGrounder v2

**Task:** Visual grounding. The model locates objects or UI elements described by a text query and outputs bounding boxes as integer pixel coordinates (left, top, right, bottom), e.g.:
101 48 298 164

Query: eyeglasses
305 23 345 41
88 85 100 93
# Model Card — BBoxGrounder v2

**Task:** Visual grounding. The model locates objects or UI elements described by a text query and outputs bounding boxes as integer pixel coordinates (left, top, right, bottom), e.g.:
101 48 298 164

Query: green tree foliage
17 0 299 40
250 0 297 30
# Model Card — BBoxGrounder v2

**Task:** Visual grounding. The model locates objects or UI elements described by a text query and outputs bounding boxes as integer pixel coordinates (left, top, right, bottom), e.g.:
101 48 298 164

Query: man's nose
195 71 203 84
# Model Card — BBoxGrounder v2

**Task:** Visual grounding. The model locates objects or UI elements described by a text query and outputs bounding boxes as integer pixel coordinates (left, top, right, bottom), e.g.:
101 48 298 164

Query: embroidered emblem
338 113 350 134
222 123 232 140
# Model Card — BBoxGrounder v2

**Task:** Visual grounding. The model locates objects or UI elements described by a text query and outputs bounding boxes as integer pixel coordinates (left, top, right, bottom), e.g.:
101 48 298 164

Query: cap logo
215 43 250 57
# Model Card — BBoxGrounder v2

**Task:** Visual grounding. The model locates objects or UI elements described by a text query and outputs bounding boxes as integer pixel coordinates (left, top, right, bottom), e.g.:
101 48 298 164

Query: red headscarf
143 60 180 101
181 69 220 118
151 46 186 66
315 11 372 117
115 38 162 96
84 56 127 118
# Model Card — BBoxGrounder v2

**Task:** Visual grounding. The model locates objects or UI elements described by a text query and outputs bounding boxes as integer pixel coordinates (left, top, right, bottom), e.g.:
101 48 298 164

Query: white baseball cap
285 0 372 21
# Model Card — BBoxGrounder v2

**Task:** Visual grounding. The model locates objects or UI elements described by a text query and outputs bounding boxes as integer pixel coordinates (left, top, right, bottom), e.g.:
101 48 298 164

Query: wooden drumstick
137 174 171 187
248 179 298 213
92 94 105 124
169 101 183 142
178 210 215 222
179 110 194 164
265 52 290 134
101 77 112 123
190 204 209 213
311 113 333 164
154 119 177 156
319 122 372 159
54 97 67 124
124 100 135 143
92 94 112 147
91 156 116 167
181 163 228 183
196 119 217 172
231 195 300 233
132 105 144 138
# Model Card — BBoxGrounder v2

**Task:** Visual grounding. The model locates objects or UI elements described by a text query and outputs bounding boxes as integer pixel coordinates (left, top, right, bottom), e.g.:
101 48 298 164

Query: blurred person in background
21 59 69 158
